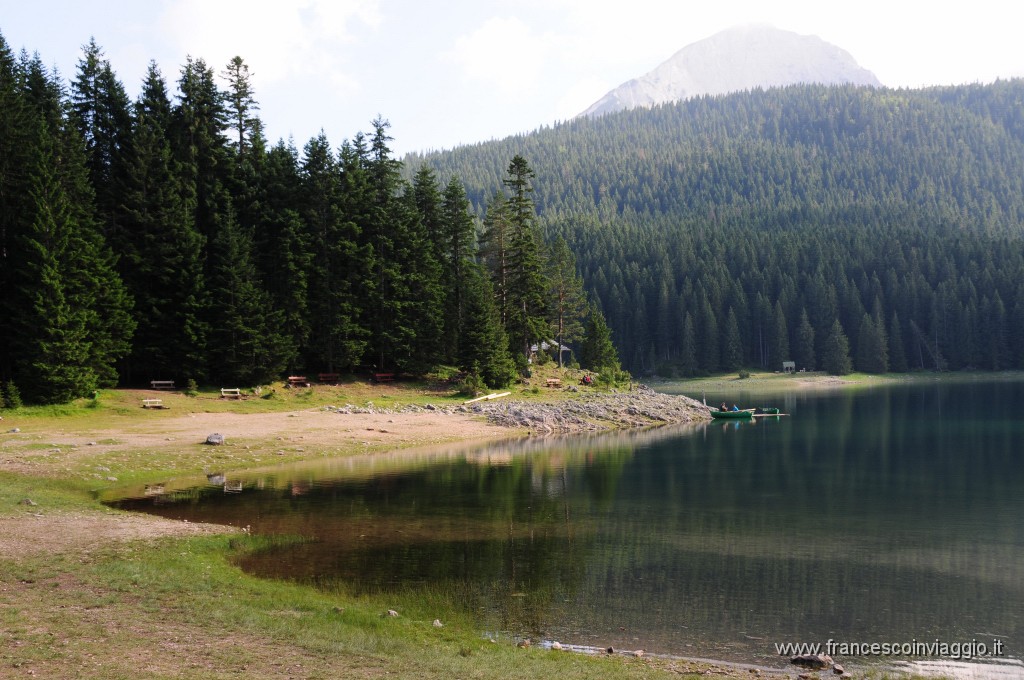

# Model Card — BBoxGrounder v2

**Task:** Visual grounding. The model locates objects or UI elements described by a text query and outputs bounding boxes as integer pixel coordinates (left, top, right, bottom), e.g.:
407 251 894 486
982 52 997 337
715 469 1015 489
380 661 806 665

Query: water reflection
108 381 1024 672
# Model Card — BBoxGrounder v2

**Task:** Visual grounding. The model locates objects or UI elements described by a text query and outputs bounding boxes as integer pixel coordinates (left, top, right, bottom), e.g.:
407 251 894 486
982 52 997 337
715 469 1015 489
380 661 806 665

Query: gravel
323 384 711 433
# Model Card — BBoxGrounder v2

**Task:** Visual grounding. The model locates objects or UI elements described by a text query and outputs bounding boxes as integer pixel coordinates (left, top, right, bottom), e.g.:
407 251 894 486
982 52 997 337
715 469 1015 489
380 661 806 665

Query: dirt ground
1 408 514 557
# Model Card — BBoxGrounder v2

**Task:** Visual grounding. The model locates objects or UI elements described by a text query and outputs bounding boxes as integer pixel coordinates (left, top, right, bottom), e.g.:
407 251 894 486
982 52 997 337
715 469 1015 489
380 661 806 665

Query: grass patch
1 529 722 679
0 472 93 515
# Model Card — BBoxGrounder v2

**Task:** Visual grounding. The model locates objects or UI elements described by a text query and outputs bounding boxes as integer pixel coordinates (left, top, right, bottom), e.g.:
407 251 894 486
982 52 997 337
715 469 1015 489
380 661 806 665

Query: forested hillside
5 28 1024 405
0 33 618 405
409 81 1024 375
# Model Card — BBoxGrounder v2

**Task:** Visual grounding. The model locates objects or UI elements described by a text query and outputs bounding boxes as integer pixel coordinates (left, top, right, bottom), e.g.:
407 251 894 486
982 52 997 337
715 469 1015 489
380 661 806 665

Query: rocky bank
325 384 711 434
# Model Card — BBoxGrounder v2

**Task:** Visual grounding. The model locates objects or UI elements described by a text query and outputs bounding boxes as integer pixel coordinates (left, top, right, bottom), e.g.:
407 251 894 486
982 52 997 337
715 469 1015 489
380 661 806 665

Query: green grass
0 531 719 679
655 368 1024 397
0 471 92 515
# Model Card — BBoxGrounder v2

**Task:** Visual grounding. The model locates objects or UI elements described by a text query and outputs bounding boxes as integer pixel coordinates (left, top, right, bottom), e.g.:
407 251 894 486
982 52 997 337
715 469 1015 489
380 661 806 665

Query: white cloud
158 0 380 91
444 16 548 96
553 76 611 121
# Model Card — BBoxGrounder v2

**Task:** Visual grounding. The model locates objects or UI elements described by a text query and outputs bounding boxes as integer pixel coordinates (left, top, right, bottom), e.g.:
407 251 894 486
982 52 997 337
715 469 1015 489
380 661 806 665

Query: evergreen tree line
411 80 1024 375
0 34 616 404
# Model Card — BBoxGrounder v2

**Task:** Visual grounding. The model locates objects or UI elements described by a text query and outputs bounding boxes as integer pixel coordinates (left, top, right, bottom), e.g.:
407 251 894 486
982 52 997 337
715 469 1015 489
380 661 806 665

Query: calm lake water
108 379 1024 675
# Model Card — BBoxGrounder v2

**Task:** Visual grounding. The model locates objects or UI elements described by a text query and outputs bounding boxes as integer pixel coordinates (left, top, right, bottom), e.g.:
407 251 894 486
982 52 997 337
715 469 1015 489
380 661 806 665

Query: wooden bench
150 380 175 390
545 378 562 388
141 398 165 409
373 373 395 383
220 388 242 399
287 376 310 388
318 373 340 384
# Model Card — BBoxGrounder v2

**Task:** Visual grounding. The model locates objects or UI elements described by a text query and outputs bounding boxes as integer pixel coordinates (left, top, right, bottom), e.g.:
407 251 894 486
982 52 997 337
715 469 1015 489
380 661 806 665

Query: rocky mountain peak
580 24 881 118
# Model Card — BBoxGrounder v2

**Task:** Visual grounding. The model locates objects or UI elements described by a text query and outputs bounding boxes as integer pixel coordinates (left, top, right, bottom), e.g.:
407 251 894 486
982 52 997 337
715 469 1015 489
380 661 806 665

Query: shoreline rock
324 384 710 433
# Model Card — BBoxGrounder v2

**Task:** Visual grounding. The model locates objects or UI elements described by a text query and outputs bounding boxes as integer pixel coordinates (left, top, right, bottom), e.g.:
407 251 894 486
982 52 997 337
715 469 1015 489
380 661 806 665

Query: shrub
185 378 199 397
458 370 487 398
738 369 751 379
4 381 23 409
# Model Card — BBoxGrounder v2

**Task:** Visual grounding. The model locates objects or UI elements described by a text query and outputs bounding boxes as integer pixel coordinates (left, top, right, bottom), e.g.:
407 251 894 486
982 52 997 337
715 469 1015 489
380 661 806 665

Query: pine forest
4 29 1024 404
411 80 1024 377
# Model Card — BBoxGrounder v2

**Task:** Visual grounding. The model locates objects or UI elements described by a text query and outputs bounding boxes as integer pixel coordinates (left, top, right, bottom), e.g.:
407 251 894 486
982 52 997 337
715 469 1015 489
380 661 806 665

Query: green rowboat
710 409 754 419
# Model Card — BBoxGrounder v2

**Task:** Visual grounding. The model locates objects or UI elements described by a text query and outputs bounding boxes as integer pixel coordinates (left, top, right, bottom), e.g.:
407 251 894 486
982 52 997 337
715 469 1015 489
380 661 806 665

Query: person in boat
731 404 740 411
720 402 727 412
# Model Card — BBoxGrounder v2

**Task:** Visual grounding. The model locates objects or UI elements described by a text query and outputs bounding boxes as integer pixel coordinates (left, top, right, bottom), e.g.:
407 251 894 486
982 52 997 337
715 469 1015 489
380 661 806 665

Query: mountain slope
580 24 881 118
409 81 1024 374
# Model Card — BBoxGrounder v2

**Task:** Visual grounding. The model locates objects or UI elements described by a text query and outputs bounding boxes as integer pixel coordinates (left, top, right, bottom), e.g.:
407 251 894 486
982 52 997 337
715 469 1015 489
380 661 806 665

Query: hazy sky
3 1 1022 155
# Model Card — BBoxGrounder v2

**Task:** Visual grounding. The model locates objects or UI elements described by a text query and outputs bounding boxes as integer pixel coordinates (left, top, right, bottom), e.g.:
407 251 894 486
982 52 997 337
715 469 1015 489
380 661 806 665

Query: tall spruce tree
255 140 310 368
440 176 477 363
579 302 620 373
205 210 288 384
795 308 816 371
680 312 698 377
120 62 206 383
888 311 909 372
545 237 587 368
722 307 743 371
821 319 853 375
502 155 548 358
10 121 96 403
303 133 369 372
856 313 888 373
70 38 132 247
363 118 417 371
405 165 446 371
0 31 35 384
24 57 135 392
221 56 258 159
458 265 517 388
479 191 511 327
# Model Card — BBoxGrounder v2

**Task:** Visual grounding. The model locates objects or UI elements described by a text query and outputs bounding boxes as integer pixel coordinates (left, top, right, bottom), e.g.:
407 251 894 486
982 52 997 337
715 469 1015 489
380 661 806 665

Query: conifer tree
722 307 743 371
697 294 719 372
545 237 587 368
221 56 259 159
856 313 888 373
440 176 477 362
459 265 517 387
0 31 35 383
19 58 135 393
120 62 206 382
404 166 445 371
171 56 229 244
205 211 288 384
795 308 816 371
479 191 511 326
70 38 132 246
412 166 445 264
821 319 853 375
254 140 310 367
680 312 697 376
502 155 548 357
771 300 790 365
363 117 437 372
888 311 909 373
303 133 368 372
579 302 620 372
10 122 97 402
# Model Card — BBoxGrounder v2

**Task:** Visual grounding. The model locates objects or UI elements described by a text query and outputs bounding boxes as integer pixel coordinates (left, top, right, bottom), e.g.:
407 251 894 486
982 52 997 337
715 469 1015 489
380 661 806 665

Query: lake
107 379 1024 676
